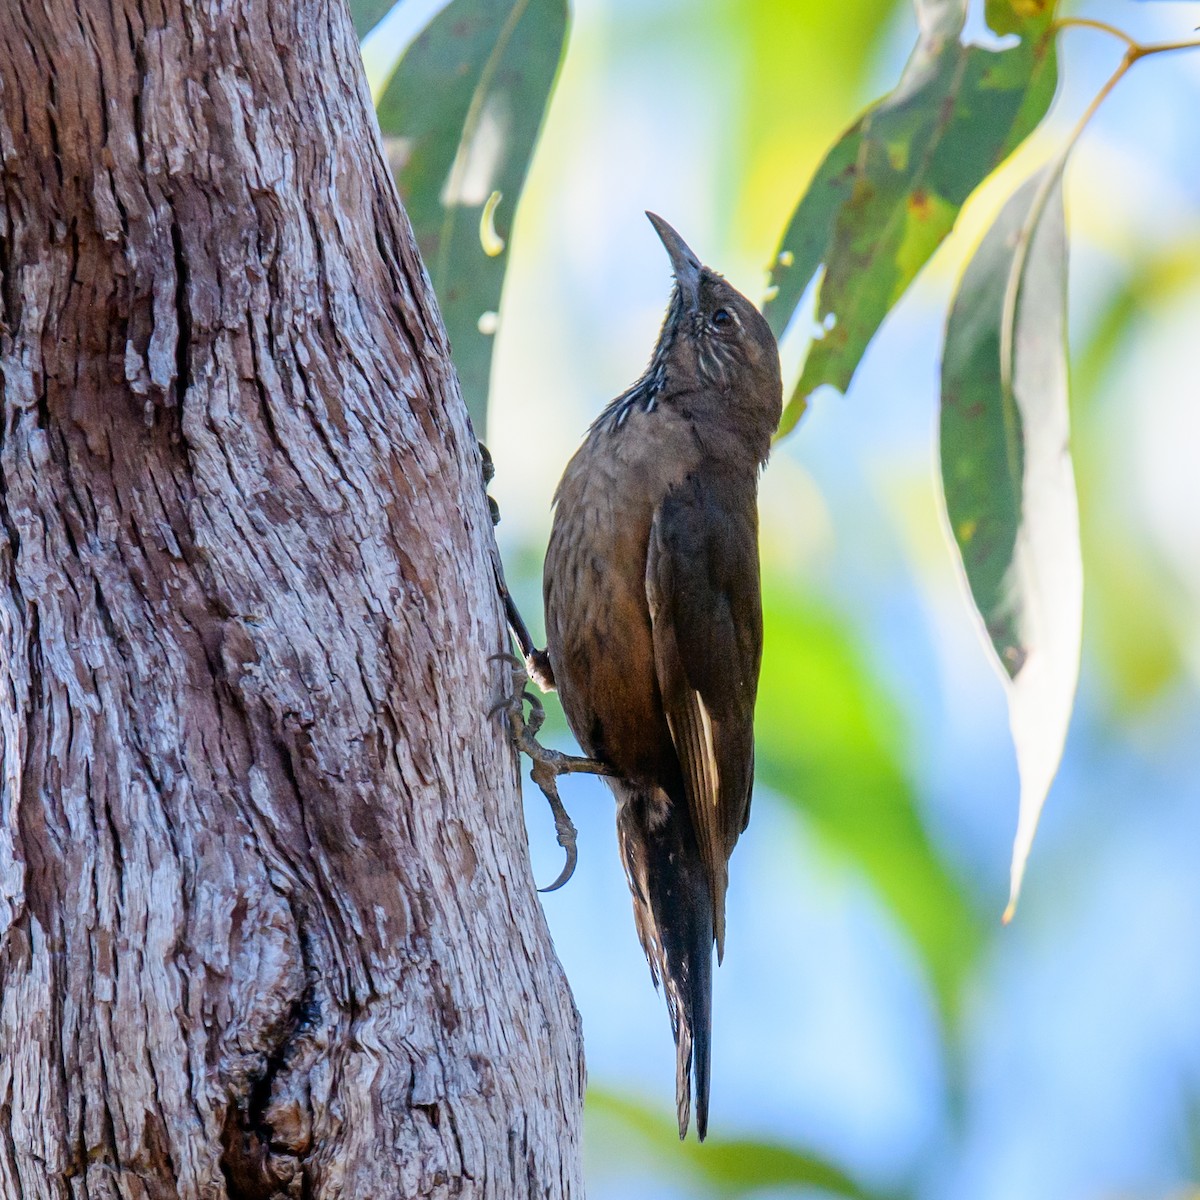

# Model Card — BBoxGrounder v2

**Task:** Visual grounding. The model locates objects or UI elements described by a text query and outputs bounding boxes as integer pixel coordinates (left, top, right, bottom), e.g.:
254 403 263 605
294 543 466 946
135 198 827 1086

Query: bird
539 212 782 1140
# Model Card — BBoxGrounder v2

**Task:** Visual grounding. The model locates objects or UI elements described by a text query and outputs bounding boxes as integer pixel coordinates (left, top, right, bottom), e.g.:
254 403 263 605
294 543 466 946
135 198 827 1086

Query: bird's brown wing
646 470 762 960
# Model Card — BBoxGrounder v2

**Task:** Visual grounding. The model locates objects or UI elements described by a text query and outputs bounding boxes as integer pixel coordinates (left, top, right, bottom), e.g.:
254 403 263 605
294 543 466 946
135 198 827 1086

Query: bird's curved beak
646 212 703 314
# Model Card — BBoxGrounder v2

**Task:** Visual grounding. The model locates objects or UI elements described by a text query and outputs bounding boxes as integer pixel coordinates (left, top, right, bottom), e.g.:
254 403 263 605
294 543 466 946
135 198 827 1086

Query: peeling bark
0 2 584 1196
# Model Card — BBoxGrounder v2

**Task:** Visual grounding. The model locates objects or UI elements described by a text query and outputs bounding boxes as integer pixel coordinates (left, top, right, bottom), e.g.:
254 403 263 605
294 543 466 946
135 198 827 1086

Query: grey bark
0 1 584 1197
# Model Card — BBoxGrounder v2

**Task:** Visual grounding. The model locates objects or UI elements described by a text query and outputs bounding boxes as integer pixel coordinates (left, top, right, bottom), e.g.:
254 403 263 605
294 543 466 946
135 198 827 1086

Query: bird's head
646 212 782 444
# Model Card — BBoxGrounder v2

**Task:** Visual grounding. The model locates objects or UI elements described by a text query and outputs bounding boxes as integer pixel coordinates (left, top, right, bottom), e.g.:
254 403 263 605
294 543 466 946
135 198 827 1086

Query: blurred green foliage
758 583 981 1018
1072 235 1200 711
587 1089 887 1199
350 0 393 38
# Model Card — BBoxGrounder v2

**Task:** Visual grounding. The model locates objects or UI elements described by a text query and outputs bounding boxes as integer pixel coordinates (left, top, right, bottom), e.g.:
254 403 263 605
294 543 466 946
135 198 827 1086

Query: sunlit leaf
984 0 1055 36
757 585 981 1016
587 1089 880 1199
939 169 1080 921
764 0 1058 436
374 0 568 430
918 0 970 40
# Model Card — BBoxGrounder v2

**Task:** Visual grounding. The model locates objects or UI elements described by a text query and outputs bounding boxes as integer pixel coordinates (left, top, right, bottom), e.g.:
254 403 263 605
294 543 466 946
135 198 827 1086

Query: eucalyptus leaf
765 0 1058 435
374 0 568 430
940 169 1080 920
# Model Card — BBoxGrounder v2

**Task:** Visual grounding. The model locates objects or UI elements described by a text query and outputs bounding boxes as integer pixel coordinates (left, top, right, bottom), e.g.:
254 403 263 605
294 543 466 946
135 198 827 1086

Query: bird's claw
478 441 502 527
530 762 578 893
487 653 525 719
491 654 610 891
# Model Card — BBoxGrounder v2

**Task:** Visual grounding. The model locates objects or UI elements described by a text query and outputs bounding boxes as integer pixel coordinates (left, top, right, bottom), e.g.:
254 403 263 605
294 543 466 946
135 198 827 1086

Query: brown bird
540 213 782 1139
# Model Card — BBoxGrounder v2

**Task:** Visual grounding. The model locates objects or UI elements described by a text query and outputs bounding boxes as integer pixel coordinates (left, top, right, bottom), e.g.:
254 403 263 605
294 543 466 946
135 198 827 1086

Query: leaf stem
1133 37 1200 60
1051 17 1137 49
1060 49 1134 156
997 28 1200 397
1051 17 1200 59
1052 29 1200 164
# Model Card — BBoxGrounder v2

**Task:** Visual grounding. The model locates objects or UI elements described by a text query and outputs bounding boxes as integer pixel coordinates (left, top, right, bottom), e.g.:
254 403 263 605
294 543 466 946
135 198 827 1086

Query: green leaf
756 585 981 1018
349 0 399 39
374 0 568 430
587 1089 880 1199
764 0 1058 436
939 169 1080 921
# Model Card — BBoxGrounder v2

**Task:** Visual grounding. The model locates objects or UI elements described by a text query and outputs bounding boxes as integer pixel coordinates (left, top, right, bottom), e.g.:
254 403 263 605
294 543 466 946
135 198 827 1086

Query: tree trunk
0 2 584 1196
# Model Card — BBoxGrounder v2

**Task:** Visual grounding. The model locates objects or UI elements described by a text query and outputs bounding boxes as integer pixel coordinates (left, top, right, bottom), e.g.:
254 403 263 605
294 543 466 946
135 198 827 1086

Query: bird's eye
711 308 732 328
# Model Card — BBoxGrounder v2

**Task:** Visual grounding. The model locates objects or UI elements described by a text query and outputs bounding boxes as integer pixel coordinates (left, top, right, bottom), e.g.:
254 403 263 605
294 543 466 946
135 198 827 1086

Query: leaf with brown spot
765 0 1058 436
939 167 1081 921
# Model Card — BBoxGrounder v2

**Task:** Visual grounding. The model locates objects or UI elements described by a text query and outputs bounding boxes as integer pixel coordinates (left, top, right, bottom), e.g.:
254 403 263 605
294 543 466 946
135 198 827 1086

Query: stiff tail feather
615 783 714 1139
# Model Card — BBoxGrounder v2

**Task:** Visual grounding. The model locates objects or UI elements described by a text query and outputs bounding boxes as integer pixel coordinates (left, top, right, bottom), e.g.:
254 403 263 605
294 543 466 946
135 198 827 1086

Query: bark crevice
218 980 313 1200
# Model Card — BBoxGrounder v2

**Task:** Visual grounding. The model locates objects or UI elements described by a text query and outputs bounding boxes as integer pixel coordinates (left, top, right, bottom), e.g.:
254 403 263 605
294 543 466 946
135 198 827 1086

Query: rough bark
0 2 584 1197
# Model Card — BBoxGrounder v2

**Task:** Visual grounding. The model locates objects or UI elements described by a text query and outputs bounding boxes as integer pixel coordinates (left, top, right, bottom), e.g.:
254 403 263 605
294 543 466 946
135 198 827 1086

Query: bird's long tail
615 783 714 1140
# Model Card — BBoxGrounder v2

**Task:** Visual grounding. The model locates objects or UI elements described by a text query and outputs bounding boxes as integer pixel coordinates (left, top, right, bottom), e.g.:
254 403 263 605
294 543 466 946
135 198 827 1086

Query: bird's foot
479 442 557 691
491 653 611 891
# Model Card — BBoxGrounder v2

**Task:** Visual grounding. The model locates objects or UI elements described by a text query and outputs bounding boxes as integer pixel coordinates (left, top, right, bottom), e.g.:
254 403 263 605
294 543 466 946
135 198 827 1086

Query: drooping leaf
587 1089 880 1199
764 0 1058 436
939 169 1080 921
349 0 399 39
756 585 982 1018
374 0 568 430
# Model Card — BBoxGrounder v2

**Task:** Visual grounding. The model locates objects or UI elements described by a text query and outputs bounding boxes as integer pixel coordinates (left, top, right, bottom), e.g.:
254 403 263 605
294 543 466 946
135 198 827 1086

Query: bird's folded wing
646 474 761 960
